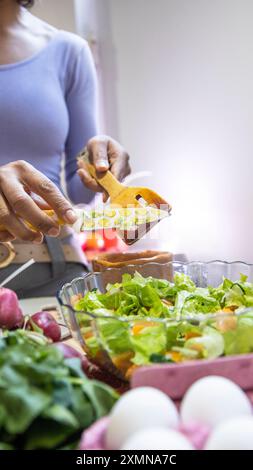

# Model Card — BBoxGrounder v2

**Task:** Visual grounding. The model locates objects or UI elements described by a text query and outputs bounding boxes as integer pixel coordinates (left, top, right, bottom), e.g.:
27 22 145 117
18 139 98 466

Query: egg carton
131 353 253 401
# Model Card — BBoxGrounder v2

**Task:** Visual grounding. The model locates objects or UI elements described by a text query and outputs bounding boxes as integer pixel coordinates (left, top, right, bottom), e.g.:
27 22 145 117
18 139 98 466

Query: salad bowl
58 260 253 384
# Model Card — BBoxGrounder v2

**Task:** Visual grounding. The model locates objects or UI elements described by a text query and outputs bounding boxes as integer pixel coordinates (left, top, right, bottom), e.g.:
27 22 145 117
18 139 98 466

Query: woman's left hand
77 135 131 201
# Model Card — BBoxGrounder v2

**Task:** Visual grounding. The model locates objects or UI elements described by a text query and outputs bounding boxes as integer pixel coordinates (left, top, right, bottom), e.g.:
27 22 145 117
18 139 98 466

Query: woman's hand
77 135 131 201
0 160 77 243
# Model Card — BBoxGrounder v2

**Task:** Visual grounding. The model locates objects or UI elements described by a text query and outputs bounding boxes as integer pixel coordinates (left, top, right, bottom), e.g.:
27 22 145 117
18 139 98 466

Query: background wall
103 0 253 261
33 0 253 262
32 0 76 32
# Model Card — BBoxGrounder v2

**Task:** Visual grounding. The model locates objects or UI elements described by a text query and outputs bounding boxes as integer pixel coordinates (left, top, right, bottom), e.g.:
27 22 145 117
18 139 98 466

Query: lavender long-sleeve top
0 30 98 204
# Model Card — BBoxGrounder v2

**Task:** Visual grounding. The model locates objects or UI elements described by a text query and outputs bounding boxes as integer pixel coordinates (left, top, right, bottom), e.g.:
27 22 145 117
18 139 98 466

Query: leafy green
210 274 253 309
173 272 196 292
75 272 188 319
223 316 253 355
0 330 117 449
149 353 174 363
131 324 167 365
74 272 253 371
184 326 224 359
96 318 132 355
75 291 104 312
182 290 220 315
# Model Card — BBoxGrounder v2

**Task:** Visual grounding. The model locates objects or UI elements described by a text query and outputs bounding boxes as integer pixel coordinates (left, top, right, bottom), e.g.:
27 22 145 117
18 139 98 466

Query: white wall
104 0 253 262
32 0 76 32
74 0 116 133
31 0 253 261
78 0 120 137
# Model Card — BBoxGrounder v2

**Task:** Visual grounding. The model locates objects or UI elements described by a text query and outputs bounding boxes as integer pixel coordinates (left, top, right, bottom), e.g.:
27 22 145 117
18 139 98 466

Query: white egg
181 376 252 428
121 427 193 450
105 387 179 450
205 416 253 450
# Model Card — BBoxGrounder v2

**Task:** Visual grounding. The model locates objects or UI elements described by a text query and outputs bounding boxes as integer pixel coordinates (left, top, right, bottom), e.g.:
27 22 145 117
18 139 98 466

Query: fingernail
34 234 43 244
34 239 43 245
48 227 60 237
64 209 78 224
5 236 15 242
96 160 109 170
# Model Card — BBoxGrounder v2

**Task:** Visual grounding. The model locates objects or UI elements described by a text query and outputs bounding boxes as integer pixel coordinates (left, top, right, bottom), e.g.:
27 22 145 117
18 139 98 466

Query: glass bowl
58 260 253 381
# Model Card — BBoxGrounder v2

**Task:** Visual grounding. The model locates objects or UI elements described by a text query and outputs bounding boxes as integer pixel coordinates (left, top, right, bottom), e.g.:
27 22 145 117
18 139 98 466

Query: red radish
53 342 125 388
30 312 61 342
54 342 96 375
54 342 83 360
0 287 23 329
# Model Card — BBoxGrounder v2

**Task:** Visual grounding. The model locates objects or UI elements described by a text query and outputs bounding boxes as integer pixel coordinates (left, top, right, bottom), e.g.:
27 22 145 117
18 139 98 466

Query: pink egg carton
131 353 253 403
80 355 253 450
79 416 210 451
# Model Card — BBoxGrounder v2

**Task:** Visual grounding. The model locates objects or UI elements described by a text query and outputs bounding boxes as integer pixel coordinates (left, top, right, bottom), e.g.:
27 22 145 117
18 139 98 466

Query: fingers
0 231 15 242
78 136 131 197
77 156 105 193
77 168 102 193
0 192 43 243
108 139 131 181
87 136 109 172
110 154 131 181
21 164 77 224
102 192 109 203
30 193 51 210
0 160 77 243
1 177 62 237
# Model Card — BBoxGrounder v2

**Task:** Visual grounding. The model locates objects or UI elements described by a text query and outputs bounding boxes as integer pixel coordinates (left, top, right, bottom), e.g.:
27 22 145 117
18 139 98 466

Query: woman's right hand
0 161 77 243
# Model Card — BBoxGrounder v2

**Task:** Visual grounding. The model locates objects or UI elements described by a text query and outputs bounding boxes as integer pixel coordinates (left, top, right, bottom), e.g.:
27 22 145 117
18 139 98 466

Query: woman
0 0 130 297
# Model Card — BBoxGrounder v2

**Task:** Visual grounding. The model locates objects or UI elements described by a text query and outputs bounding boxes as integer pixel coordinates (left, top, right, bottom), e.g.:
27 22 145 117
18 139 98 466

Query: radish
53 342 125 388
54 342 83 360
0 287 23 329
54 342 95 375
30 312 61 342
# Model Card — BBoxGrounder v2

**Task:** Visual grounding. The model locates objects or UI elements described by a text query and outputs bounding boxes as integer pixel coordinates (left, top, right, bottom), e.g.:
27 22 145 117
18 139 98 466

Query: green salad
74 272 253 378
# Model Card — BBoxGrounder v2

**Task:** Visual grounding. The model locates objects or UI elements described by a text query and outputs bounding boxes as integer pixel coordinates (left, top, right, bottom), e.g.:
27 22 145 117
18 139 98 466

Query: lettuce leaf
174 288 220 317
75 291 104 312
131 324 167 365
74 272 253 366
98 318 132 355
173 272 196 292
185 326 224 359
223 316 253 355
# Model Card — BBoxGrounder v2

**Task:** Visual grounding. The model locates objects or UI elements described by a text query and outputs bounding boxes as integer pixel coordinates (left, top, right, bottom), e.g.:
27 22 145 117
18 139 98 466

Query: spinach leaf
0 330 117 449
